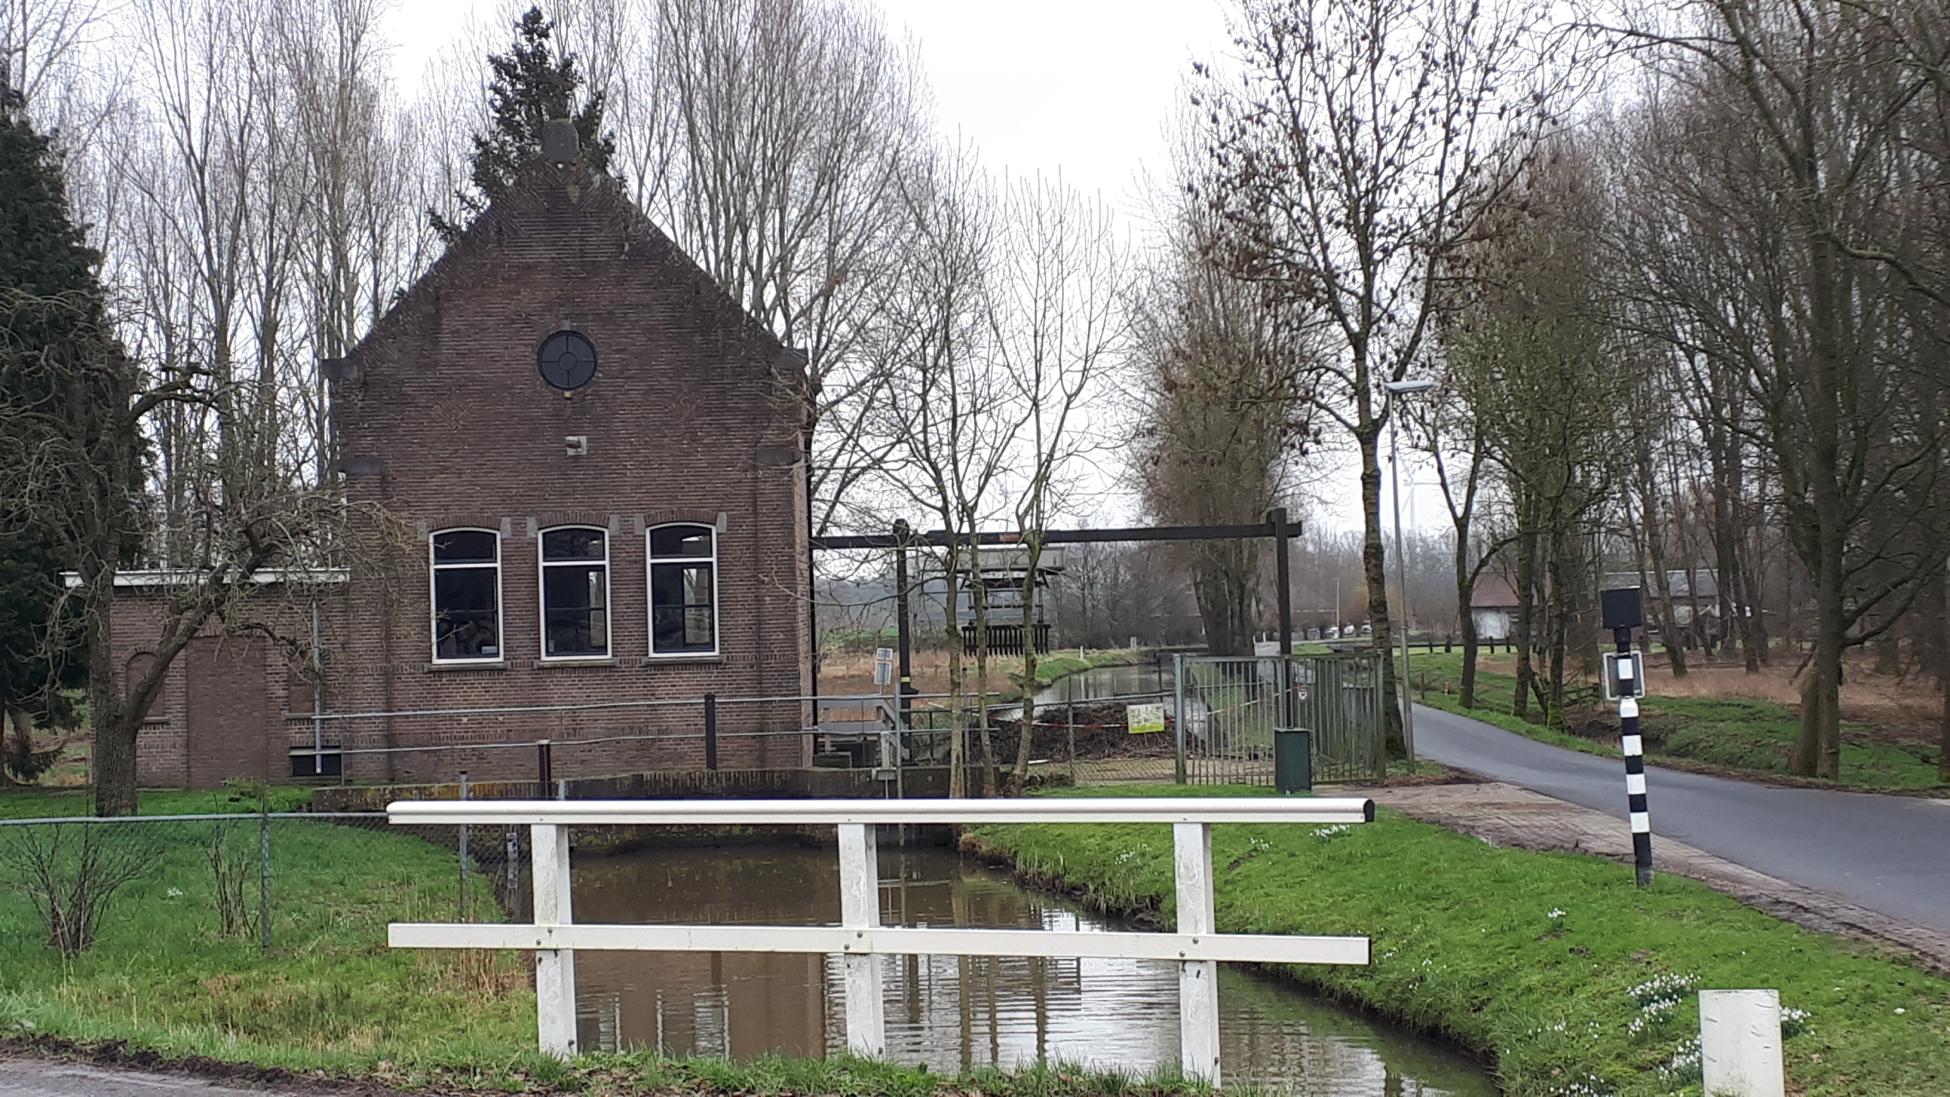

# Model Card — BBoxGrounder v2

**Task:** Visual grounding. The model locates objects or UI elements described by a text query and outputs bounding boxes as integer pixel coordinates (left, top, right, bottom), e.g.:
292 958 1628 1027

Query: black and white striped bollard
1616 628 1653 887
1601 586 1653 887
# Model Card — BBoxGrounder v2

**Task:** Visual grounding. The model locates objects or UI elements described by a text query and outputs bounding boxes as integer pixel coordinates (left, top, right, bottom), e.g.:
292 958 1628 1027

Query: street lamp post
1384 377 1438 761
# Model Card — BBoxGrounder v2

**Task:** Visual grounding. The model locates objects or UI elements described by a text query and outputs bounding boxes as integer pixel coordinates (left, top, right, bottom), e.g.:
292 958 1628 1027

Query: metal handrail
385 796 1375 827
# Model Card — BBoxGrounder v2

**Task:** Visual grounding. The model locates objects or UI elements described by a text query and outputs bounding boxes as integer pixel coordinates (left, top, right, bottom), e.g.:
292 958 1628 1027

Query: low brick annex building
108 155 813 787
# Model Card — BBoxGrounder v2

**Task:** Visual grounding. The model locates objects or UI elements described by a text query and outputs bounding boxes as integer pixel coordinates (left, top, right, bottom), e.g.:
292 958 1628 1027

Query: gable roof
1470 575 1518 609
337 160 806 381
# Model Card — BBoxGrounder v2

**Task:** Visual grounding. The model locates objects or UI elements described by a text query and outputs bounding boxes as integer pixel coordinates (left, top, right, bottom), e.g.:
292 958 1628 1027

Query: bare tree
639 0 927 534
1600 2 1950 776
870 141 1012 797
988 174 1131 787
1200 0 1560 754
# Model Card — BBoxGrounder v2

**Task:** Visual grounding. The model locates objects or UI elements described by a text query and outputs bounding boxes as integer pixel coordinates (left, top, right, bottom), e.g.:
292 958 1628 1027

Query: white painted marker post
1174 821 1220 1085
1700 989 1786 1097
837 822 886 1057
532 823 578 1057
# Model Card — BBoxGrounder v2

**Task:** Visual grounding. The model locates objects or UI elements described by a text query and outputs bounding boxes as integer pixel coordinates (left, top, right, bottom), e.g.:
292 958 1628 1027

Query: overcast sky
381 0 1446 536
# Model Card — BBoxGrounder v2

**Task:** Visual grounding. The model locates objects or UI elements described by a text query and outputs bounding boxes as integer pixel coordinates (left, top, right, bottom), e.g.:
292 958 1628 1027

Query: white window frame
429 528 504 665
538 525 612 661
646 522 720 658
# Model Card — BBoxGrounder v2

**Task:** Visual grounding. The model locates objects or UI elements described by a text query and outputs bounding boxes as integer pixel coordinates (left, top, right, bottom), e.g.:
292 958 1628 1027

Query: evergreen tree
0 86 144 801
430 5 616 242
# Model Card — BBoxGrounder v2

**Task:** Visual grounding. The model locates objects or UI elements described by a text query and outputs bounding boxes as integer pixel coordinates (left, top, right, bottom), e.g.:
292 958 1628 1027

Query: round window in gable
537 330 598 392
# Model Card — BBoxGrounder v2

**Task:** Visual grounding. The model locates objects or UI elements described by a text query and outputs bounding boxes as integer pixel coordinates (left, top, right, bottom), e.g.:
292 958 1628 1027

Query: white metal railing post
836 821 886 1057
532 822 578 1057
1173 821 1219 1085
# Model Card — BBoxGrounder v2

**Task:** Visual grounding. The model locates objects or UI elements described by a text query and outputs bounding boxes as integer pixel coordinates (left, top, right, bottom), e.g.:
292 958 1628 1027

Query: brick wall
110 160 813 788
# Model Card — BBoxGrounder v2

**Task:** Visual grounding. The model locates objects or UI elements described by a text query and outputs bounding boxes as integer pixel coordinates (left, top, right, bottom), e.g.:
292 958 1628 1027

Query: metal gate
1177 655 1278 785
1293 652 1386 782
1174 652 1385 786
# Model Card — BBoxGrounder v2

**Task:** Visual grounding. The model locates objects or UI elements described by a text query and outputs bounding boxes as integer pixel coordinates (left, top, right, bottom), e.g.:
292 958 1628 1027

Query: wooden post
837 822 886 1057
1174 821 1219 1085
532 823 577 1057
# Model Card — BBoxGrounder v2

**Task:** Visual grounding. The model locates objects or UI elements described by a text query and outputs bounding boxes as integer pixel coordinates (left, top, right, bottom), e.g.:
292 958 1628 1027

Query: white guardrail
385 796 1376 1085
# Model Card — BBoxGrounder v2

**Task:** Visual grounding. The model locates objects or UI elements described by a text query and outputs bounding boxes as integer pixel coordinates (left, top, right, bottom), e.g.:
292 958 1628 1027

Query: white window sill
533 657 618 669
425 659 508 672
638 653 723 666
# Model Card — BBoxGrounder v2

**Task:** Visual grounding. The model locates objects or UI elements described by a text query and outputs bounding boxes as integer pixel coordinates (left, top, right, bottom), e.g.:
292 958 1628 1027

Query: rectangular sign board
872 647 895 687
1603 651 1646 700
1127 703 1166 735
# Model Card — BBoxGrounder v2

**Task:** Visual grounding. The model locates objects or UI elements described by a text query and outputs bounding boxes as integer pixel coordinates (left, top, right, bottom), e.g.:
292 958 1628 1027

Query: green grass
0 787 535 1076
0 785 315 820
966 784 1950 1096
1405 652 1946 792
0 785 1228 1095
1024 648 1152 689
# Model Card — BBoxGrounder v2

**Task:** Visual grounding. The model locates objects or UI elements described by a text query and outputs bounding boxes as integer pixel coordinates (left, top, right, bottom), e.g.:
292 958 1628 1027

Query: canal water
568 842 1494 1094
1028 661 1173 707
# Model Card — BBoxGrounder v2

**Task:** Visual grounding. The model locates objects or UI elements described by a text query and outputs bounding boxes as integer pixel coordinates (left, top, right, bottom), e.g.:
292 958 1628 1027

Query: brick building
108 156 813 787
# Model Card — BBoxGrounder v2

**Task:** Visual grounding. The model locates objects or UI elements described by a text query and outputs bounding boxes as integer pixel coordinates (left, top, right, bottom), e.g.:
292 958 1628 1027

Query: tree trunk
1512 526 1539 721
1012 544 1043 790
1456 563 1480 708
1791 539 1845 780
1545 531 1569 729
943 552 967 799
1359 426 1404 756
85 586 138 817
1940 567 1949 784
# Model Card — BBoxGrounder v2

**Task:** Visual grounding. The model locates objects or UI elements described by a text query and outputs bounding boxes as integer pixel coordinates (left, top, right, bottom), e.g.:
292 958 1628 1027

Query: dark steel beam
812 520 1304 552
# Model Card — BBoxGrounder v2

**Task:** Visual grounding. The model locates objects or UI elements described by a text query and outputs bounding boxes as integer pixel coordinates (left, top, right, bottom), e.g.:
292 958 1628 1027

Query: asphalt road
1412 703 1950 933
0 1060 279 1096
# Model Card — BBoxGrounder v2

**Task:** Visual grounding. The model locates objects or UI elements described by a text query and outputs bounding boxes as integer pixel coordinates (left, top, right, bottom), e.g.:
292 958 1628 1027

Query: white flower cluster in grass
1626 972 1699 1039
1654 1037 1702 1086
1781 1005 1811 1038
1551 1074 1614 1097
1312 824 1351 842
1546 908 1566 920
1628 972 1700 1009
1246 836 1272 855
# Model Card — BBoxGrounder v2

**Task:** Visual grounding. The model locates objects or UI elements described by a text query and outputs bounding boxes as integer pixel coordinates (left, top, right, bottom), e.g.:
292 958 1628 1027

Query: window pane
650 525 713 558
542 528 606 561
543 563 608 656
651 562 714 652
433 530 497 563
434 567 500 659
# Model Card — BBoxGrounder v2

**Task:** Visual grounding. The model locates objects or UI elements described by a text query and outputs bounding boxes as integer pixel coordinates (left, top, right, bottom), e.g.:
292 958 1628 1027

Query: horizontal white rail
389 923 1371 965
386 796 1376 1086
385 795 1375 827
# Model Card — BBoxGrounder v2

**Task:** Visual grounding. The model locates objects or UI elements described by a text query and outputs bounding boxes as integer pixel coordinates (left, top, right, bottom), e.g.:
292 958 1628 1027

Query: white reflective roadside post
533 823 577 1056
1700 989 1785 1097
1174 821 1219 1085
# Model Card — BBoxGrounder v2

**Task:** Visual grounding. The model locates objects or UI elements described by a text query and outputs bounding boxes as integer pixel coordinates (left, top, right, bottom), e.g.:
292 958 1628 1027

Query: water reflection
568 843 1491 1094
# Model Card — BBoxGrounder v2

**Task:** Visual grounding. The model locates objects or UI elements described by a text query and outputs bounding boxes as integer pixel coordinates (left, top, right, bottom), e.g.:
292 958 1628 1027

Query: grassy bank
0 786 1210 1095
1405 652 1945 792
966 784 1950 1097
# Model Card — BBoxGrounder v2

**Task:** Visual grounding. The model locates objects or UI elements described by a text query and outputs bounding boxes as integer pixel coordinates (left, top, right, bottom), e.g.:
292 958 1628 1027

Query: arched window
430 529 501 662
648 524 717 656
540 526 609 658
